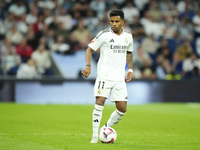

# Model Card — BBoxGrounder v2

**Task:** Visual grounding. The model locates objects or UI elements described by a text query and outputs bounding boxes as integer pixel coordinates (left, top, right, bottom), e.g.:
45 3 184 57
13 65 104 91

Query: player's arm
81 47 94 78
126 51 133 82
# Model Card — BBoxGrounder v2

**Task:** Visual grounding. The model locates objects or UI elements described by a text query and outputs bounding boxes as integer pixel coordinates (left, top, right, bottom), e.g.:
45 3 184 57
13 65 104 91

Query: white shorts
94 77 128 102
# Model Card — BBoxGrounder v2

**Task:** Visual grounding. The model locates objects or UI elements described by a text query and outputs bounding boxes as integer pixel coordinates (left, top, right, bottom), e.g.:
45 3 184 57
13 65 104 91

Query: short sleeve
88 31 103 51
127 35 134 52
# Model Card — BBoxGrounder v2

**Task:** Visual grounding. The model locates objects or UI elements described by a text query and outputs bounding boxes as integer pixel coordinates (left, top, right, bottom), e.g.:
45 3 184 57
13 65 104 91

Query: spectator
52 0 64 15
160 47 172 61
92 19 110 36
48 14 59 30
183 66 200 79
16 39 33 62
176 0 194 13
192 10 200 38
63 0 75 10
0 2 6 20
112 0 124 6
159 0 175 14
149 1 162 22
0 38 17 60
130 16 145 40
156 39 172 60
170 52 183 74
182 52 200 73
38 36 49 50
55 22 70 42
122 21 131 32
33 25 49 50
6 25 23 45
156 59 172 79
140 11 151 27
72 0 90 18
72 19 92 49
133 46 152 71
141 34 160 54
16 14 28 35
142 67 156 79
51 35 70 55
37 0 55 10
66 33 80 54
176 39 193 61
26 6 38 25
179 1 195 22
1 46 21 75
90 0 106 19
193 0 200 13
16 58 40 79
43 8 51 22
177 18 193 40
134 0 149 13
45 29 56 50
57 7 73 31
33 13 45 33
155 54 165 68
83 10 98 36
162 15 178 40
143 14 165 39
71 11 81 27
8 0 27 20
157 39 169 54
4 12 15 32
31 44 52 75
122 1 140 25
27 27 38 50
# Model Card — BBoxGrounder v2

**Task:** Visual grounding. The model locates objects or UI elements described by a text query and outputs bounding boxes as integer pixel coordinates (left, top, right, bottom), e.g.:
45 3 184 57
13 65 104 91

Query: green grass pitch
0 103 200 150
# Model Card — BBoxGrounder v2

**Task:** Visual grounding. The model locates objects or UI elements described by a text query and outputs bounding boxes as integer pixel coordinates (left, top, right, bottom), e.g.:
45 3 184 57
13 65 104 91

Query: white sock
92 104 104 137
106 109 125 127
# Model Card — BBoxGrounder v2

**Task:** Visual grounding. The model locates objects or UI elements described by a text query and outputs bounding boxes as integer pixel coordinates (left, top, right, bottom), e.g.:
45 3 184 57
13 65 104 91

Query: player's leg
105 101 127 127
90 96 106 143
103 81 127 128
91 77 112 143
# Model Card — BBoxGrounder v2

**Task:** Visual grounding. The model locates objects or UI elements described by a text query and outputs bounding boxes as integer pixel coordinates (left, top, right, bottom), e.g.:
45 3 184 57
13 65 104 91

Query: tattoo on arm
126 51 133 69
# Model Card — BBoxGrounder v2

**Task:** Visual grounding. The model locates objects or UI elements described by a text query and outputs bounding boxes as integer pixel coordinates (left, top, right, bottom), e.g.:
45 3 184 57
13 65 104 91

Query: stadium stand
0 0 200 80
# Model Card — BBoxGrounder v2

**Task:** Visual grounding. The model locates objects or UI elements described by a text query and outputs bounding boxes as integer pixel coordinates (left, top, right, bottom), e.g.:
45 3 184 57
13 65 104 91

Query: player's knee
118 108 127 113
95 96 106 106
116 104 127 113
116 101 127 113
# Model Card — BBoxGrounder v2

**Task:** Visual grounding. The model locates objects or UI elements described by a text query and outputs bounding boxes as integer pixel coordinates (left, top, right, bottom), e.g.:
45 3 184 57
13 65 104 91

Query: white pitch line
0 133 86 135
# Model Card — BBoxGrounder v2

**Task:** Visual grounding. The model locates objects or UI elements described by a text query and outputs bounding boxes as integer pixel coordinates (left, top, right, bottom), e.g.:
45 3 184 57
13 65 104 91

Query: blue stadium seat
167 39 177 53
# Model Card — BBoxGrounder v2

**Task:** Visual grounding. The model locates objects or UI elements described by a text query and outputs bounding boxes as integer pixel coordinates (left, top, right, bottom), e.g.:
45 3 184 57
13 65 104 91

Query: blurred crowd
0 0 200 79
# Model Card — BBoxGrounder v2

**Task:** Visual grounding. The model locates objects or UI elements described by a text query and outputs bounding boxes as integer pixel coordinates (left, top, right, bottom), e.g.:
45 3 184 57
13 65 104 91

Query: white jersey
88 28 133 81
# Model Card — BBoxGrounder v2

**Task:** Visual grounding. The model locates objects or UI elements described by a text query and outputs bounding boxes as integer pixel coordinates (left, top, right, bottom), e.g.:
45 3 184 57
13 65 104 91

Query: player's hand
81 66 91 78
126 72 133 82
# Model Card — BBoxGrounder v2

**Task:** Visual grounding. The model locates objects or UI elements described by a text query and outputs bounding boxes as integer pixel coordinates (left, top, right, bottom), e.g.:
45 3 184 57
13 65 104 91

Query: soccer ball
99 127 117 143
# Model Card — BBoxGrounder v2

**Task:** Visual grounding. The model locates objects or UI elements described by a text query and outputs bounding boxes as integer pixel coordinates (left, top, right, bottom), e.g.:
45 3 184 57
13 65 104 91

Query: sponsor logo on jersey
125 38 128 44
110 45 128 49
90 38 96 44
109 39 115 42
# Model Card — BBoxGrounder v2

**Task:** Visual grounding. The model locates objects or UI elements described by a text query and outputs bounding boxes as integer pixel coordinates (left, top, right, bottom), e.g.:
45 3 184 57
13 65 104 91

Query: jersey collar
110 27 124 36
